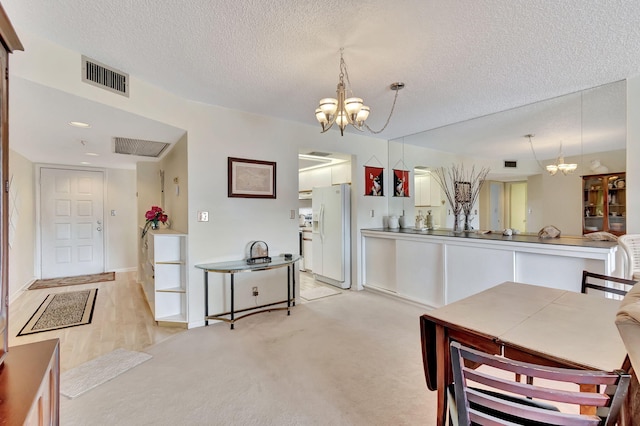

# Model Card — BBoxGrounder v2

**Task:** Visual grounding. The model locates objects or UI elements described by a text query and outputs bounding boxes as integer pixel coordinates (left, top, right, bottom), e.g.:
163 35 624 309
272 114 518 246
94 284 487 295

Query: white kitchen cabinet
331 162 351 185
415 174 442 207
299 167 332 192
139 229 188 326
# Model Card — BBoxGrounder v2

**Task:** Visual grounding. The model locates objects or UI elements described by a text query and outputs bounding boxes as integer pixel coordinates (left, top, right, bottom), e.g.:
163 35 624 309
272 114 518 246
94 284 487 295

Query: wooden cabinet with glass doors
583 172 626 235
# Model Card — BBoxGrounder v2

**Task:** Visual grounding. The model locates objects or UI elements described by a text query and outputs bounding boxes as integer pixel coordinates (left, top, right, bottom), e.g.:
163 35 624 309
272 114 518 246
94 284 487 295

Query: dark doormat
18 288 98 336
28 271 115 290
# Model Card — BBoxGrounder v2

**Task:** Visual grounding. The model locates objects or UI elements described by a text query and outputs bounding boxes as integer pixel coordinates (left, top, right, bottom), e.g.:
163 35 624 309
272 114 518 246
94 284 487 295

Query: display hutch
583 172 626 235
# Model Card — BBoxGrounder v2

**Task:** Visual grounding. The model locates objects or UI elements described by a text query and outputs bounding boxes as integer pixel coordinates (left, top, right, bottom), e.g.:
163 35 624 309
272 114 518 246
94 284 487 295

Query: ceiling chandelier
315 48 404 136
526 134 577 176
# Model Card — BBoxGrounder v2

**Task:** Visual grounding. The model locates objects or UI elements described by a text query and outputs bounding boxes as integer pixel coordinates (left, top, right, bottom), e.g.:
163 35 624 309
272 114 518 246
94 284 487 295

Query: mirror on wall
388 80 626 235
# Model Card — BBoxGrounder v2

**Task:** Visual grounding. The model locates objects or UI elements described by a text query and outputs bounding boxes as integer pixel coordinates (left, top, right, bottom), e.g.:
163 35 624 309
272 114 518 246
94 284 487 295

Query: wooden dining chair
581 270 637 298
450 341 631 425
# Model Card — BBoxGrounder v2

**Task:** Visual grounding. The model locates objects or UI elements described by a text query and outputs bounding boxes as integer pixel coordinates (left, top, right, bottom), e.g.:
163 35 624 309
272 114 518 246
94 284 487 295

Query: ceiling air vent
82 55 129 97
114 137 169 158
504 160 518 168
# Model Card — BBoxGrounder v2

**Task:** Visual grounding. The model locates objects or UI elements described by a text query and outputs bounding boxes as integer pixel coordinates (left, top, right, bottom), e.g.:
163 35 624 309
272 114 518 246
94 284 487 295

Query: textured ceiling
3 0 640 166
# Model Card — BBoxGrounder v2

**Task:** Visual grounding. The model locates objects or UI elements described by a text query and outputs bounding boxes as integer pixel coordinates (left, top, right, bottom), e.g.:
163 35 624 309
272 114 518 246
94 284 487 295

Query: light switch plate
198 211 209 222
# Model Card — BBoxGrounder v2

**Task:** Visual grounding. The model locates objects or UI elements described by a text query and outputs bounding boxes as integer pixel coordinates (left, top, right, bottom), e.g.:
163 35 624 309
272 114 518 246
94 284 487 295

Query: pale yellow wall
136 162 162 231
159 133 188 233
8 150 35 300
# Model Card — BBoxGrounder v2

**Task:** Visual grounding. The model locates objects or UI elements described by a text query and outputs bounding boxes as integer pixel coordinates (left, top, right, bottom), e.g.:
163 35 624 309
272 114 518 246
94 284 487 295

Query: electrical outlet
252 286 259 296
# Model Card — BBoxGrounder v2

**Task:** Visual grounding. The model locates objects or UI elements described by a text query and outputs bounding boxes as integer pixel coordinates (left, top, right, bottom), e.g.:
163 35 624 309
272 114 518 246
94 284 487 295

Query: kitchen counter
362 227 618 249
361 228 620 308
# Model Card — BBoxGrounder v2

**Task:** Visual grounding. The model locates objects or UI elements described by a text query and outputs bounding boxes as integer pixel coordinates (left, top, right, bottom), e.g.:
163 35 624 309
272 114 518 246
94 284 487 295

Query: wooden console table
420 282 627 426
196 255 300 329
0 339 60 425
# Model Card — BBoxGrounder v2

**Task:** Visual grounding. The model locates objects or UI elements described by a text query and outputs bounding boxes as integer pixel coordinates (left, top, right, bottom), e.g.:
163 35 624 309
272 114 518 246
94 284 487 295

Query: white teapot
388 215 399 229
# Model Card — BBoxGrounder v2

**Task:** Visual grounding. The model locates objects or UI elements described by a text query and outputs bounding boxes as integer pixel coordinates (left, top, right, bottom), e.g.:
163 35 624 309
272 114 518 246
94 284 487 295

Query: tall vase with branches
460 165 490 231
432 165 464 232
433 164 490 233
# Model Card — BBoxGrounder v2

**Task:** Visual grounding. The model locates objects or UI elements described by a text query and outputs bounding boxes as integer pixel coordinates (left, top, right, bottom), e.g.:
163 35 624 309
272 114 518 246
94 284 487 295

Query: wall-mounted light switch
198 211 209 222
290 210 296 219
111 210 116 216
370 210 375 217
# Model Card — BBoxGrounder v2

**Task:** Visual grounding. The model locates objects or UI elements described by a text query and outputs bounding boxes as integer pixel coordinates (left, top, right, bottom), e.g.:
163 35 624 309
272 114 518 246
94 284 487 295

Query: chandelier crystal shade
315 48 403 136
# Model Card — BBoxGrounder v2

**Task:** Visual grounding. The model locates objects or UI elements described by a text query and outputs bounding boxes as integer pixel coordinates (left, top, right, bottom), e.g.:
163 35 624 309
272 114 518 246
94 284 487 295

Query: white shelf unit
139 229 188 326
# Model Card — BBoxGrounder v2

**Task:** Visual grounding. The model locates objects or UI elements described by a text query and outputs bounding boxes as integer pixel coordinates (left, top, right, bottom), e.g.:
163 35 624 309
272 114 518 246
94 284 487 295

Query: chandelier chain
526 134 547 172
364 88 400 134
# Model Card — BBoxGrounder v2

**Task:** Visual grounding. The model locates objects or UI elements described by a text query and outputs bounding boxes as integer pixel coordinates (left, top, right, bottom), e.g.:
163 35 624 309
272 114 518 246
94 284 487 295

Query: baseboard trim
10 278 36 304
363 284 436 311
112 267 136 273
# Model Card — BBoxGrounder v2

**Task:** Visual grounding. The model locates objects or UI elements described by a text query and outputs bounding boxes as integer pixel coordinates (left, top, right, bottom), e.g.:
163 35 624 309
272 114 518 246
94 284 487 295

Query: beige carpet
18 289 98 336
61 349 153 399
300 285 341 301
60 289 436 425
28 271 115 290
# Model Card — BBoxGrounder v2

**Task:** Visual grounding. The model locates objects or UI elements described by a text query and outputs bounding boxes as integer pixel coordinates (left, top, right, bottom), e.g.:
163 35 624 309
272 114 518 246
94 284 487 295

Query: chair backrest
450 341 631 426
581 270 637 297
619 235 640 280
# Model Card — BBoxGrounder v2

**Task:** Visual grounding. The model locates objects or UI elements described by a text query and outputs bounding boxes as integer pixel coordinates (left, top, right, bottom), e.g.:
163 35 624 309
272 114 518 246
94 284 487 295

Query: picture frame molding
228 157 277 199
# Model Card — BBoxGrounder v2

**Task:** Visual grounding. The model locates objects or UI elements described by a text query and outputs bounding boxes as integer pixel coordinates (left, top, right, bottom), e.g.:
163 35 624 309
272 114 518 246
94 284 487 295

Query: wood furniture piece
582 270 637 297
139 229 188 326
362 228 619 307
0 339 60 425
0 4 23 367
449 341 630 425
196 255 300 329
420 282 628 426
619 234 640 280
583 172 626 236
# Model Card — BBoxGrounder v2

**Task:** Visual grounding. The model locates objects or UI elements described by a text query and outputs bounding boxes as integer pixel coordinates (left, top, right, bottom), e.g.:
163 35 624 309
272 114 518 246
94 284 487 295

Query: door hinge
4 180 8 193
4 67 7 80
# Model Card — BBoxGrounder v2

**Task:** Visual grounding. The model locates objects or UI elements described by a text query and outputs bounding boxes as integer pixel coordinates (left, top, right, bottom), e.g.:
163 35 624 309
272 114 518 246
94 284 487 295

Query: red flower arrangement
141 206 168 238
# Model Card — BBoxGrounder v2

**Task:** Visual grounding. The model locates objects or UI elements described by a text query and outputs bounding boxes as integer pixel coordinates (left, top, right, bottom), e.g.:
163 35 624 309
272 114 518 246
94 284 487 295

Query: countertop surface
361 228 618 249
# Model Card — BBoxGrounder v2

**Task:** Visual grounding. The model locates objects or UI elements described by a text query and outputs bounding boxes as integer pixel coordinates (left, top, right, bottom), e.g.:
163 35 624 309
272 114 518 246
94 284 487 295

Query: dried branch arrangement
432 163 490 231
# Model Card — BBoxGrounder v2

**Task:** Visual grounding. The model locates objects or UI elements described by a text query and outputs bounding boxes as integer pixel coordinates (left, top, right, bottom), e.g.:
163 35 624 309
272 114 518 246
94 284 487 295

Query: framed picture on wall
393 169 410 197
364 166 384 196
228 157 276 198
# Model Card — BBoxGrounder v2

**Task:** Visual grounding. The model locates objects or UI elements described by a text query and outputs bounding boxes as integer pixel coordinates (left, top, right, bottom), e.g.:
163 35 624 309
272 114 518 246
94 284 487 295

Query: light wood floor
8 271 184 372
8 270 335 372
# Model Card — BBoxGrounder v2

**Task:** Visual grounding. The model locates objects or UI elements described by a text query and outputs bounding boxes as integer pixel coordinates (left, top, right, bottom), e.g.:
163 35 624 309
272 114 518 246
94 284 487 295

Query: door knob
97 227 102 231
97 220 102 225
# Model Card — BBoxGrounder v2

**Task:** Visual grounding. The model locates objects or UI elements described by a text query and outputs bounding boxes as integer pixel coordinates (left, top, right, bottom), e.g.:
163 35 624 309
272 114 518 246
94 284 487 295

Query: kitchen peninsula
361 228 619 307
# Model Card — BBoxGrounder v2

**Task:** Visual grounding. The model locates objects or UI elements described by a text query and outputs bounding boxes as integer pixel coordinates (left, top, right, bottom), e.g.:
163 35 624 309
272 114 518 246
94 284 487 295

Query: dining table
420 281 628 426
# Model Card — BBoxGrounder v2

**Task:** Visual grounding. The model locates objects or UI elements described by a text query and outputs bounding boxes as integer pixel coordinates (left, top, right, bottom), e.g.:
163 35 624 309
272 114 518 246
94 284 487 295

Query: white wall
628 75 640 233
8 150 35 300
10 32 391 328
105 168 138 271
7 152 139 301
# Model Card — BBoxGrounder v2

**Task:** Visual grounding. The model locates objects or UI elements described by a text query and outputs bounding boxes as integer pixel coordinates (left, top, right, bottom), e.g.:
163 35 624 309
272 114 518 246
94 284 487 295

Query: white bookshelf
139 228 188 326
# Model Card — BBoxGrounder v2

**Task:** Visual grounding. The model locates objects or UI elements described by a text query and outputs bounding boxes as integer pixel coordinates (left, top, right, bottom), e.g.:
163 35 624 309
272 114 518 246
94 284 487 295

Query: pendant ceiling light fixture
315 48 404 136
526 134 577 176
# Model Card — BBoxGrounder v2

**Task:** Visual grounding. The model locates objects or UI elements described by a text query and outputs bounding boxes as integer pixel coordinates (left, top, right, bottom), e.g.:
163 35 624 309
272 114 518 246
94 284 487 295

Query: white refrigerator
312 184 351 289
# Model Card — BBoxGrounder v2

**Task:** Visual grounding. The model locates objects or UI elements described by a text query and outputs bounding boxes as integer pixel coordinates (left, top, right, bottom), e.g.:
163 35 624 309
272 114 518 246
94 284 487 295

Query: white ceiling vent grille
114 137 169 158
82 55 129 97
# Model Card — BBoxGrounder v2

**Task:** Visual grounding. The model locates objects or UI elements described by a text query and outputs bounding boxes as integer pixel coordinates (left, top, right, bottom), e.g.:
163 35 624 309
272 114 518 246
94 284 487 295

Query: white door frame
35 164 107 279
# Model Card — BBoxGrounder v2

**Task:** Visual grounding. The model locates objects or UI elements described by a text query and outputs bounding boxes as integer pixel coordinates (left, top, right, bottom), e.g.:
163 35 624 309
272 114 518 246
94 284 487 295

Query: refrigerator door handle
319 204 325 242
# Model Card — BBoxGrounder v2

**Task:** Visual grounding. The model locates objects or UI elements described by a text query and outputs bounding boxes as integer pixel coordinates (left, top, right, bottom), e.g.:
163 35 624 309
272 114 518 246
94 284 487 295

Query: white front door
40 168 105 278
